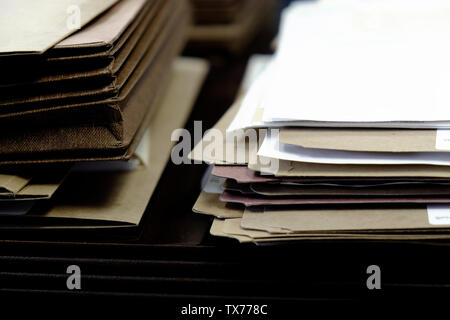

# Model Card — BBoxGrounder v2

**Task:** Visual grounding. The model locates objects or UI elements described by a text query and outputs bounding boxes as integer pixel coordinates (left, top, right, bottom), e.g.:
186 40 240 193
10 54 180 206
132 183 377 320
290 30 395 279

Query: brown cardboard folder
241 206 450 234
0 0 189 164
220 190 450 207
193 191 244 219
210 218 450 243
0 0 155 87
0 0 174 115
0 57 209 229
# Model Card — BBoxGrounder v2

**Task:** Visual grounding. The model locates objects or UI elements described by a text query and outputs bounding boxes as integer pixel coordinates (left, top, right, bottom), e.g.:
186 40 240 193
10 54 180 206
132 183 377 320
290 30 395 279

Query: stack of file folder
190 0 450 243
1 0 190 164
188 0 275 52
0 0 208 232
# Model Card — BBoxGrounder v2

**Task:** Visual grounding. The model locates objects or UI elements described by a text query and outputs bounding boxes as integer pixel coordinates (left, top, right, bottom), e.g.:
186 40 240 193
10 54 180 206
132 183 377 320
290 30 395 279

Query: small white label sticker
435 129 450 150
427 205 450 225
203 174 225 194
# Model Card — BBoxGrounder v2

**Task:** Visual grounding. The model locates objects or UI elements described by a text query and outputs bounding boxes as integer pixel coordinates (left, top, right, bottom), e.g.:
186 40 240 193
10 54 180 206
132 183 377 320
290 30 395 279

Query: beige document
56 0 148 48
210 218 450 243
241 206 450 234
189 55 272 165
0 167 68 200
279 128 447 153
0 0 119 54
193 191 244 219
250 158 450 178
189 97 253 165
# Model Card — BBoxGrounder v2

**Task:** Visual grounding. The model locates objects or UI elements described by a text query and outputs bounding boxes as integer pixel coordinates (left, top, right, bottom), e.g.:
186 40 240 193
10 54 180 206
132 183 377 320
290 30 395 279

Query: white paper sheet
258 134 450 166
227 58 450 131
246 0 450 128
427 205 450 225
227 55 273 132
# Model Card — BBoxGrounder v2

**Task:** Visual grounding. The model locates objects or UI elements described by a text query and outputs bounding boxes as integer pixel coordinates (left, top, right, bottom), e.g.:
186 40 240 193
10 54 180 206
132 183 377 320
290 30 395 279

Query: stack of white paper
229 0 450 131
227 0 450 168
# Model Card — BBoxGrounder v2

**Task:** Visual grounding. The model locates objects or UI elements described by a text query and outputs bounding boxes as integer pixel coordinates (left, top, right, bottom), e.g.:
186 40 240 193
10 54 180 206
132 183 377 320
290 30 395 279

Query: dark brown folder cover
0 0 170 112
0 0 190 165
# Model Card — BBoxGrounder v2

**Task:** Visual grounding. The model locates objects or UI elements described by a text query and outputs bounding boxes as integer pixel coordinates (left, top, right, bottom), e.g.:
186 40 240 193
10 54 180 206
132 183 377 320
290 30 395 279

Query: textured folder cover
0 57 208 229
0 0 157 87
0 0 171 114
0 0 190 164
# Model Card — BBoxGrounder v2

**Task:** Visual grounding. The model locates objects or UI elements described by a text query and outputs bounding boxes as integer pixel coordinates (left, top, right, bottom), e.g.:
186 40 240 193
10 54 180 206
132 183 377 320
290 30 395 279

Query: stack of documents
0 0 189 164
0 0 208 231
190 0 450 243
188 0 274 52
